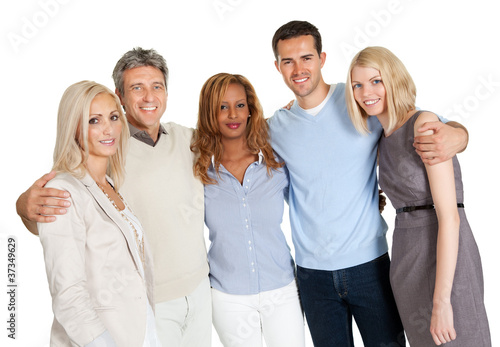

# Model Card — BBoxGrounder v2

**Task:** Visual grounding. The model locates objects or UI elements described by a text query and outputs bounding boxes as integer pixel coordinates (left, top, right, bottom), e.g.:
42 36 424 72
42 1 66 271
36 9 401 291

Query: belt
396 203 464 213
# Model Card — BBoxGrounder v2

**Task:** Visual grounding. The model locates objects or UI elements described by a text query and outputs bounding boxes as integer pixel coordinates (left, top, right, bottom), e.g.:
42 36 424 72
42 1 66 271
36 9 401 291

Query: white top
302 84 336 115
122 205 162 347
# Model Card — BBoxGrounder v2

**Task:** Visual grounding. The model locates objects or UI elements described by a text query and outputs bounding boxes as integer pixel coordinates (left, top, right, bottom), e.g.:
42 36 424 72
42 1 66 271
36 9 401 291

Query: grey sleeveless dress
378 111 491 346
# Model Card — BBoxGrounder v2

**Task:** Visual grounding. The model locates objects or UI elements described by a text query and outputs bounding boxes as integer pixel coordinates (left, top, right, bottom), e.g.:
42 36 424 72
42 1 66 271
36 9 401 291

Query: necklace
96 181 145 265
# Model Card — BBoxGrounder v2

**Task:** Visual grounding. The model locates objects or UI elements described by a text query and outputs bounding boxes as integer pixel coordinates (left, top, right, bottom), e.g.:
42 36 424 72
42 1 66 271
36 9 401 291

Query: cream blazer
38 172 155 347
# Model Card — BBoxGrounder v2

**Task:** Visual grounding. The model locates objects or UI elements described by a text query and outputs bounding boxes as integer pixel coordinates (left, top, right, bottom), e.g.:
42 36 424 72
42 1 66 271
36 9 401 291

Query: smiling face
217 83 250 143
87 93 123 162
117 65 167 135
274 35 328 109
351 65 387 118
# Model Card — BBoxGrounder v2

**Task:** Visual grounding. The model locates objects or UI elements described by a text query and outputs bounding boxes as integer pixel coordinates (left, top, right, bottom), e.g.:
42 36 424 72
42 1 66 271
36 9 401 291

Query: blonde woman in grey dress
345 47 491 346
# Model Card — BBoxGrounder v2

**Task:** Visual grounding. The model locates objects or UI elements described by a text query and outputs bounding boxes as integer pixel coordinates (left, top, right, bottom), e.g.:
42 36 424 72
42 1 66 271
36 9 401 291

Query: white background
1 0 498 346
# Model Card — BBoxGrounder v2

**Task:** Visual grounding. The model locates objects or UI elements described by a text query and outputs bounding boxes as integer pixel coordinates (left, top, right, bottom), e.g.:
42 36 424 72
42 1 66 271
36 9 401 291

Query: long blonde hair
346 46 416 134
52 81 129 189
191 73 283 184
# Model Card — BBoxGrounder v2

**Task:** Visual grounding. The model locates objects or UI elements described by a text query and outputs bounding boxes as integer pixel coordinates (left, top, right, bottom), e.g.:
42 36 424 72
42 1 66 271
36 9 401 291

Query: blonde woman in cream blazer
37 81 160 347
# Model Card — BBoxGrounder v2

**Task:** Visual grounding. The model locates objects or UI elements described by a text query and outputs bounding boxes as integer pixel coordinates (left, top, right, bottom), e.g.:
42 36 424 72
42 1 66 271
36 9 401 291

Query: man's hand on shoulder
282 100 294 110
16 171 71 235
413 120 469 166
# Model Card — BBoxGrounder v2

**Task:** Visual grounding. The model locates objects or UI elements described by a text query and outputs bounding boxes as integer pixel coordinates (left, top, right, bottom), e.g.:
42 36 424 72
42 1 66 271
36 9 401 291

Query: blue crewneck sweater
268 83 388 271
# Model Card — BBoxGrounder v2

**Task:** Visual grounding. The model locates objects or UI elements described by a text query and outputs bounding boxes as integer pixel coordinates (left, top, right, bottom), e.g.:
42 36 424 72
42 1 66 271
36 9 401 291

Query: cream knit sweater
121 122 208 303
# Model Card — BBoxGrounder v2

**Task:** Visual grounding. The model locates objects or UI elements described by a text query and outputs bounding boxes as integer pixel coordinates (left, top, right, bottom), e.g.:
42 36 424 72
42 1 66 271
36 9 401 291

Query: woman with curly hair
191 73 304 347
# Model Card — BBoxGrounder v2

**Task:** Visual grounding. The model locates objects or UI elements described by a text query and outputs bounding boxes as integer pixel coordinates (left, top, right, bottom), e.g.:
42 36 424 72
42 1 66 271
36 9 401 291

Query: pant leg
346 253 406 347
155 297 186 347
155 277 212 347
211 288 263 347
260 280 305 347
297 265 354 347
181 277 212 347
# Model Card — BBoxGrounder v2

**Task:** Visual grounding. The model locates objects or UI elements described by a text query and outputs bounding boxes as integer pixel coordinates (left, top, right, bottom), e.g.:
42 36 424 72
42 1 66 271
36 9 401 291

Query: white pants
155 276 212 347
211 280 305 347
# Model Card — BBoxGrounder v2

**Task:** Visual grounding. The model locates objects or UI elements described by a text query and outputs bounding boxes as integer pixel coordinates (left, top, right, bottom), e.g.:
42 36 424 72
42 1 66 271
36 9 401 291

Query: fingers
26 197 69 221
415 148 434 160
449 328 457 340
39 187 71 199
415 148 452 166
26 203 68 222
27 190 71 209
417 120 443 133
430 322 457 345
282 100 294 110
431 332 442 345
431 330 457 345
422 157 442 166
35 171 58 188
31 214 58 223
20 174 71 222
414 139 445 152
38 204 69 215
378 189 387 213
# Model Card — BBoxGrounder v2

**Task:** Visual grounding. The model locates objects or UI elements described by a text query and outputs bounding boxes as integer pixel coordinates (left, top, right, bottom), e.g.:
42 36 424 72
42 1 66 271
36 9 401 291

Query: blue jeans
297 253 405 347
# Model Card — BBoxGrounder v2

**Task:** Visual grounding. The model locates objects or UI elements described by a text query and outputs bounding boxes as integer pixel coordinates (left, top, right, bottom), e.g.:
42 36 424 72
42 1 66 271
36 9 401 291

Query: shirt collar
211 150 264 167
128 122 167 147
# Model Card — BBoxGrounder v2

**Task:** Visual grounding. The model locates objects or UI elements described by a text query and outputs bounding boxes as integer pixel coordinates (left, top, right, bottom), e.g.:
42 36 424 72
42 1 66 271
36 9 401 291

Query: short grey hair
112 47 169 96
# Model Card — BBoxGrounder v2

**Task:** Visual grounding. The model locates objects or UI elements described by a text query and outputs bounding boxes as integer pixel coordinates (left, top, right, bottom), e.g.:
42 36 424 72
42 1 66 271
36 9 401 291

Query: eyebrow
281 53 315 61
129 81 165 87
89 110 119 116
351 75 382 84
221 99 247 103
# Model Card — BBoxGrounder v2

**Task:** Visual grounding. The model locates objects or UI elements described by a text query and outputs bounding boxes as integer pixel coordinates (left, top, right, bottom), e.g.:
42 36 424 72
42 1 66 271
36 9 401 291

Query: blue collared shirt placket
231 162 260 293
205 154 295 295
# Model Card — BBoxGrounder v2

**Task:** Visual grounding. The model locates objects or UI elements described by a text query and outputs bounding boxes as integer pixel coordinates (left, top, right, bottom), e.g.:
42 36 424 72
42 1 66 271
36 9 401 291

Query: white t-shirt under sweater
120 122 208 303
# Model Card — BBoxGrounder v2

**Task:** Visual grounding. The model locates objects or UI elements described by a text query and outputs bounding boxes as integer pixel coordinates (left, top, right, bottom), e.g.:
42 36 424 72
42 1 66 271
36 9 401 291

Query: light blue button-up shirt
205 152 295 295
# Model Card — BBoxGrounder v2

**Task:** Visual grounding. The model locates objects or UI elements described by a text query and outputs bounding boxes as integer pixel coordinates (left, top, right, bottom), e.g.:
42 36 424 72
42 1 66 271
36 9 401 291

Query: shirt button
252 269 255 272
249 246 252 250
243 204 246 207
246 225 249 229
242 198 245 201
246 179 250 182
248 241 252 244
245 186 249 189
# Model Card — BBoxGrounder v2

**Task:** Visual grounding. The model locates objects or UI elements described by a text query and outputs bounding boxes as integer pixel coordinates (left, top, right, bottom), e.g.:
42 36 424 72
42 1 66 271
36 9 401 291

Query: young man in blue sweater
268 20 469 347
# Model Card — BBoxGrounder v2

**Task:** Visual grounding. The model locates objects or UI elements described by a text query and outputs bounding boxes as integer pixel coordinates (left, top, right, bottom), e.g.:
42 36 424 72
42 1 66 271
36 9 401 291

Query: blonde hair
52 81 129 189
191 73 283 185
345 46 416 134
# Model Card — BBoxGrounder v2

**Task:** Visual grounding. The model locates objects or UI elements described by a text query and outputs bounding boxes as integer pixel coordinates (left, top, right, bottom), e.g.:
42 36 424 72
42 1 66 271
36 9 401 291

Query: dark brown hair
272 20 322 60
